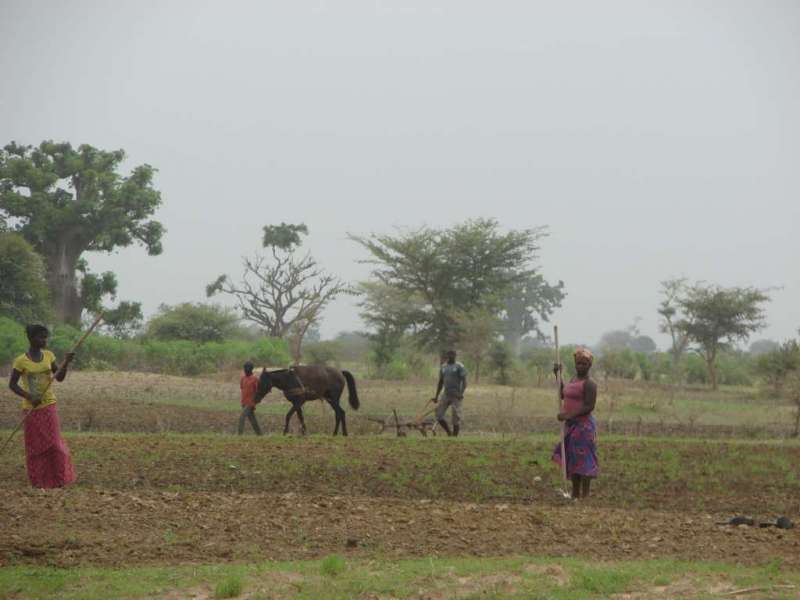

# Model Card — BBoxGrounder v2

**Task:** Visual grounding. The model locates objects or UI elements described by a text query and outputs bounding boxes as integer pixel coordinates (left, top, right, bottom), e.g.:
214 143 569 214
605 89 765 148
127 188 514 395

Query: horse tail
342 370 359 410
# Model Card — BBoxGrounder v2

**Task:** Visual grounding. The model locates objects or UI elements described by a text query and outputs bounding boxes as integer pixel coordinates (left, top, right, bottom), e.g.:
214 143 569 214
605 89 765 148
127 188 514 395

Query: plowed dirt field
1 434 798 570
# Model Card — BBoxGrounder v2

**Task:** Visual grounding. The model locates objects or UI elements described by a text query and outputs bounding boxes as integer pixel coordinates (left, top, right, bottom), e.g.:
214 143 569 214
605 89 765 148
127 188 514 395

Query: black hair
25 324 49 341
243 361 254 372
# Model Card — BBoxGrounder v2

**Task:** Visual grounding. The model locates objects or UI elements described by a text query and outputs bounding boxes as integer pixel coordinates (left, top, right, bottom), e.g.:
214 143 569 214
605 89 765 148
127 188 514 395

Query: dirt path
1 488 798 569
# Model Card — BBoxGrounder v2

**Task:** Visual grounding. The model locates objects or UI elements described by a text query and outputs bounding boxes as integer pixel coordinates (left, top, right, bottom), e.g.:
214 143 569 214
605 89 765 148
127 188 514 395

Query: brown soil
1 373 798 571
1 488 798 569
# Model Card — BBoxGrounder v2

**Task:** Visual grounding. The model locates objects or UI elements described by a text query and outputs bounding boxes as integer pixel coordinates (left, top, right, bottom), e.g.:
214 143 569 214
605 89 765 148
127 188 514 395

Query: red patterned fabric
23 404 76 488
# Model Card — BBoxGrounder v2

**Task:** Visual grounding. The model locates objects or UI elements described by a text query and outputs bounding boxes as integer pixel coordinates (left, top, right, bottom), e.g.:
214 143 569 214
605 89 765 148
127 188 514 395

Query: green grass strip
1 557 799 600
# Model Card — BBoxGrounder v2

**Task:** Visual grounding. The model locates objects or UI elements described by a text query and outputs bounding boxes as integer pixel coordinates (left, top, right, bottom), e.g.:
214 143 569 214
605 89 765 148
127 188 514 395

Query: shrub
145 303 240 343
638 352 674 382
0 317 27 370
333 331 370 362
597 348 639 379
371 355 409 380
717 351 753 386
41 328 289 376
213 575 242 599
685 353 708 384
488 341 513 385
754 341 800 396
521 346 554 386
303 340 341 365
320 554 346 577
248 337 290 367
684 351 753 386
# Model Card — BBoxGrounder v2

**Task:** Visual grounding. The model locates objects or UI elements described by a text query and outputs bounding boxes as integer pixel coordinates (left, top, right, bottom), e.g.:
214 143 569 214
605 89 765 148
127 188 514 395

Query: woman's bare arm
8 370 33 404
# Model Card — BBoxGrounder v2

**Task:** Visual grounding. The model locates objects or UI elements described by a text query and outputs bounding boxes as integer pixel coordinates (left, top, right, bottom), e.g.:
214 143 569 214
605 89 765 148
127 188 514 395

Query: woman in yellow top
8 324 76 488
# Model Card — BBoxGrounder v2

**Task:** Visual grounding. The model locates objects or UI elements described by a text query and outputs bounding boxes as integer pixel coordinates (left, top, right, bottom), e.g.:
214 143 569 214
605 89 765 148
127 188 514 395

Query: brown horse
254 366 360 436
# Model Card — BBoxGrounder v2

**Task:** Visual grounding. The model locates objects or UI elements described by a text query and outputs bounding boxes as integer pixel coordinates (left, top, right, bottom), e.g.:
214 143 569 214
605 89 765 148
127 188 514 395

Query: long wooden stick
1 313 104 454
554 326 568 492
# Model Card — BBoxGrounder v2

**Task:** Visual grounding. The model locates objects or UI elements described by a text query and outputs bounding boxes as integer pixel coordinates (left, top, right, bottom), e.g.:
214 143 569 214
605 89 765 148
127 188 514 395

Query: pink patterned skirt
552 415 599 478
23 404 76 488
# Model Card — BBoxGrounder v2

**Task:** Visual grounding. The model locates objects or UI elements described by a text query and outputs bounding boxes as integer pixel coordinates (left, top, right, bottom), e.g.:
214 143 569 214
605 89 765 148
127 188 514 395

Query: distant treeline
2 314 798 395
0 317 289 376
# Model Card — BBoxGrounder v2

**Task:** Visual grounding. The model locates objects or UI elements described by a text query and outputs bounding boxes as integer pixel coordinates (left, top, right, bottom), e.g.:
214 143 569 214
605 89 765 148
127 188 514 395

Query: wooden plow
366 413 439 437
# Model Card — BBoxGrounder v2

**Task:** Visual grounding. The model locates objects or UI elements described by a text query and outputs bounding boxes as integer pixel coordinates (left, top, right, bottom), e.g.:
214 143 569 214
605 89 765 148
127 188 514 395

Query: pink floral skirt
23 404 76 488
552 415 599 478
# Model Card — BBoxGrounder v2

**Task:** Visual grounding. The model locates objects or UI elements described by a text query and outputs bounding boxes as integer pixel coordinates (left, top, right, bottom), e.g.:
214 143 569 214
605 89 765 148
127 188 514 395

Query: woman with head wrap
8 324 76 488
552 346 599 498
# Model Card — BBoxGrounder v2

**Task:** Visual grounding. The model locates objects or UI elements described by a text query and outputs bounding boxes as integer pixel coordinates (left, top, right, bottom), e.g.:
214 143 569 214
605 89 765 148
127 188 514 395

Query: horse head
255 368 273 402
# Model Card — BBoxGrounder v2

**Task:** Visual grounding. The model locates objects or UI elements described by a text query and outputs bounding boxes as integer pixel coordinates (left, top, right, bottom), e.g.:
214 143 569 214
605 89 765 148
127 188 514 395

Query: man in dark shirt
432 350 467 436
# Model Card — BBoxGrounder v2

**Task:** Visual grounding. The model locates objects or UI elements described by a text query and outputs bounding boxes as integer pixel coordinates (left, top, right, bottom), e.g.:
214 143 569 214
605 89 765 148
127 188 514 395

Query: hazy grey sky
2 0 798 347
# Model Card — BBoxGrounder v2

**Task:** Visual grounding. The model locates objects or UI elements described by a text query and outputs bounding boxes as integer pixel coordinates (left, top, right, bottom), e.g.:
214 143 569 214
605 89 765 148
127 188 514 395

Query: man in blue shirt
432 350 467 436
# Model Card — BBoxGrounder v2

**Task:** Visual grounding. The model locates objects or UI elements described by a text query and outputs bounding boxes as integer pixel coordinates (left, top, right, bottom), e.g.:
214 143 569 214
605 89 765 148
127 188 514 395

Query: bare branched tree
207 223 350 360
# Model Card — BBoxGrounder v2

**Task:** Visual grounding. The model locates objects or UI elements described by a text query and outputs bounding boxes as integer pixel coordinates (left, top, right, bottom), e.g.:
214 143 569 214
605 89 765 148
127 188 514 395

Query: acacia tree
207 223 350 361
0 141 164 325
676 283 770 390
351 219 563 354
658 278 692 381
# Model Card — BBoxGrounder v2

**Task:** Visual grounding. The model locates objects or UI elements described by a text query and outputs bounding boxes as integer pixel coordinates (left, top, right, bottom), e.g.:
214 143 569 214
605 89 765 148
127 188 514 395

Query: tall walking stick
1 313 104 454
554 325 570 497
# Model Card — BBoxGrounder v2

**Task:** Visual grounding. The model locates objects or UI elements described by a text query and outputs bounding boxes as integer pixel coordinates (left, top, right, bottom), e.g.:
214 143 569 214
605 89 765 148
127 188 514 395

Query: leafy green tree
97 302 144 339
0 316 27 373
262 222 308 250
489 340 514 385
521 345 554 386
451 307 498 382
351 218 562 351
0 141 164 325
502 274 565 356
754 340 800 397
676 283 770 390
145 303 239 343
208 223 350 360
77 258 143 338
366 327 404 376
0 232 52 323
357 280 422 373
